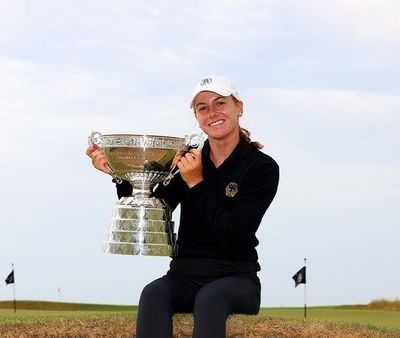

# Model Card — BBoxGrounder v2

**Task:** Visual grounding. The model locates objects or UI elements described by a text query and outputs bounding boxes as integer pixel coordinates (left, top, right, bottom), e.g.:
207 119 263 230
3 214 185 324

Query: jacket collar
202 134 251 168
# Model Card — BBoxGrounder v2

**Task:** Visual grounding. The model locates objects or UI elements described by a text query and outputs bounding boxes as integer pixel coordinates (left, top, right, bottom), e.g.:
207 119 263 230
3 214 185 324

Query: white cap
190 75 240 108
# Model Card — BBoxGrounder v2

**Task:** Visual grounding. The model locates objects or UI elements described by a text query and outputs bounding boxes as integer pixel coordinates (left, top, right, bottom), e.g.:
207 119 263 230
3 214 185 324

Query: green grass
0 300 137 312
260 306 400 330
0 301 136 321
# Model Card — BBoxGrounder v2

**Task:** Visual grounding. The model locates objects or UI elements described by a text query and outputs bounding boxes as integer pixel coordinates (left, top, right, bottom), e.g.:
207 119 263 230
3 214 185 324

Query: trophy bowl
88 132 187 256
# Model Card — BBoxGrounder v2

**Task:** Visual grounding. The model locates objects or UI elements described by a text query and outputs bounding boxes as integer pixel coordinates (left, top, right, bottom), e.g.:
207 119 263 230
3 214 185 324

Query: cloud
249 87 400 118
0 2 24 42
322 0 400 42
243 87 400 166
274 0 400 44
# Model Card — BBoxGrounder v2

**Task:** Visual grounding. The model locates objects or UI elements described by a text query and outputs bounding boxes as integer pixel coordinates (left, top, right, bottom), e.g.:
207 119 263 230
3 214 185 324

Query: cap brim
190 88 237 108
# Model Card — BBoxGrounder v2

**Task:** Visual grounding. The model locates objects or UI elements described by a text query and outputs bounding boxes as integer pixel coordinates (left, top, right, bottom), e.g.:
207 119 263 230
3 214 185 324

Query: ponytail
240 127 264 149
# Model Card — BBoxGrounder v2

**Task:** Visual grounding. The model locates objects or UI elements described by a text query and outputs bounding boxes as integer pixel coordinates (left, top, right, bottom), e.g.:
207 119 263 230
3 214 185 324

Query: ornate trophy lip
89 132 186 150
100 133 184 140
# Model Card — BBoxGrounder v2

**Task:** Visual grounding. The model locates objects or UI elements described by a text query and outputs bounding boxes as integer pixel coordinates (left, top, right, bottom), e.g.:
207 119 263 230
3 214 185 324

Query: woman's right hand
86 144 113 175
171 148 184 167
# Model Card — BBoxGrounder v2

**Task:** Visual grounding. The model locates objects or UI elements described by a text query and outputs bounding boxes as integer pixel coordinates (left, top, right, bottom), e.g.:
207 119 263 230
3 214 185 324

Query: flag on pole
5 270 15 285
292 266 306 287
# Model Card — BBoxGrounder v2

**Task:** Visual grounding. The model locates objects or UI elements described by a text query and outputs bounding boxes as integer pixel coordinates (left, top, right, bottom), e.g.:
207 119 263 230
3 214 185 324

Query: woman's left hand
176 149 203 188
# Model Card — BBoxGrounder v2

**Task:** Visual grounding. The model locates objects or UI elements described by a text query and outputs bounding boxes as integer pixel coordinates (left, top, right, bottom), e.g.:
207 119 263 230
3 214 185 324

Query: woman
86 75 279 338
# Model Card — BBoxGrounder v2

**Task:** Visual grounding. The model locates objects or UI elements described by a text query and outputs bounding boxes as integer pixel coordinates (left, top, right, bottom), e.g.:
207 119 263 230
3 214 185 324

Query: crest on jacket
225 182 239 197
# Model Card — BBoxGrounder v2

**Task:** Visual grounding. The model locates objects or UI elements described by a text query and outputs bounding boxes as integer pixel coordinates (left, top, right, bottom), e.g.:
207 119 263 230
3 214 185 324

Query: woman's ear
236 100 243 116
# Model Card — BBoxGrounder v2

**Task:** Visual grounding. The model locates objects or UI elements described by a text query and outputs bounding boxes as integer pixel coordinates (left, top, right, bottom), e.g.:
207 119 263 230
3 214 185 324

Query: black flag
5 270 14 285
292 266 306 287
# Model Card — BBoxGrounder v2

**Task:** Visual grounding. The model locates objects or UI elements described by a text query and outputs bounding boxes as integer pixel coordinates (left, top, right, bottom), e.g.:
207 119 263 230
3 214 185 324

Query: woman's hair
239 127 264 150
231 96 264 150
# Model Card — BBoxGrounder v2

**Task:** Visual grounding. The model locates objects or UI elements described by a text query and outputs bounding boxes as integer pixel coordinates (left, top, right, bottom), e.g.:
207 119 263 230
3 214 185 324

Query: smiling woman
191 75 263 165
193 91 242 149
86 75 280 338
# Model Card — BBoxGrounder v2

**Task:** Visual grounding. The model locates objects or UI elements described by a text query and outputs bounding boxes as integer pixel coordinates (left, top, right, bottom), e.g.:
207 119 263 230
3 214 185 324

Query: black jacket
116 136 279 275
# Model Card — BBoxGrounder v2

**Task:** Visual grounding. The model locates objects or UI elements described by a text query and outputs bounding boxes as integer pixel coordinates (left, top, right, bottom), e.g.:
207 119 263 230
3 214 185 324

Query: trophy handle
88 131 123 184
88 131 103 146
163 133 204 186
184 133 204 151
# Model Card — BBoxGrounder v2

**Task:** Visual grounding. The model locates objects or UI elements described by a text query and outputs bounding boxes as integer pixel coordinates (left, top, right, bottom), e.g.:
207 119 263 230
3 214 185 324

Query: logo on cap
200 77 212 86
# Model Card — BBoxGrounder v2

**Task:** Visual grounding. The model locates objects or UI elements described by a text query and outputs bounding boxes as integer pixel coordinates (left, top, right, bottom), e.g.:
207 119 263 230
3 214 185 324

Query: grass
0 300 137 312
338 299 400 311
260 306 400 330
0 300 399 337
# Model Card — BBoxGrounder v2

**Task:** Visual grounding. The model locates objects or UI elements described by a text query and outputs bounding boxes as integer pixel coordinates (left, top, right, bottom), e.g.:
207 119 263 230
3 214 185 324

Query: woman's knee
193 276 260 316
193 285 230 315
139 277 173 308
137 278 176 338
192 287 230 338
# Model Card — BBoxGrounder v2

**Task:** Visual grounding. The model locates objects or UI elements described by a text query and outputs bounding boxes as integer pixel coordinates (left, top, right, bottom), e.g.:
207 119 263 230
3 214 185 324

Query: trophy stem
131 180 154 198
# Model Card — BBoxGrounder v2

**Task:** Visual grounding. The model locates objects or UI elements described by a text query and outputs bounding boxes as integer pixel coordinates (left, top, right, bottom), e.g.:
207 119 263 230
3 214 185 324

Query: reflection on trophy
88 132 203 257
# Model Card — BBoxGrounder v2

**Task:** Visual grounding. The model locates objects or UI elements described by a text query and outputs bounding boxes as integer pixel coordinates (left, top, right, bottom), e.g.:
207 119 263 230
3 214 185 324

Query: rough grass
338 299 400 311
1 300 399 337
0 313 399 338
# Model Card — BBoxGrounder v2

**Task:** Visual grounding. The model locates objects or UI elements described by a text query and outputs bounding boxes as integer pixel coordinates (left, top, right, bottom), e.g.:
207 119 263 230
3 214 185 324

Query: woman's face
193 91 243 141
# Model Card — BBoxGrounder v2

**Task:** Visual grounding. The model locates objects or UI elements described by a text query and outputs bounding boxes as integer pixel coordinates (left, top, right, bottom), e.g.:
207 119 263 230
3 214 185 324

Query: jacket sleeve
188 160 279 246
152 174 185 211
114 179 132 199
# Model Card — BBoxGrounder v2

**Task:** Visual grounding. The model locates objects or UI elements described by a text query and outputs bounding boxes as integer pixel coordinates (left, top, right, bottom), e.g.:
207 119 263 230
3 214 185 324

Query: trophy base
109 230 176 244
104 242 175 256
103 196 177 257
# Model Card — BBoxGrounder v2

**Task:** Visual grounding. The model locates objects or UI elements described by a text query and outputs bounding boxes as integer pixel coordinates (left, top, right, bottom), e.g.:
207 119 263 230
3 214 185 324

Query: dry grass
358 299 400 311
0 314 398 338
336 299 400 312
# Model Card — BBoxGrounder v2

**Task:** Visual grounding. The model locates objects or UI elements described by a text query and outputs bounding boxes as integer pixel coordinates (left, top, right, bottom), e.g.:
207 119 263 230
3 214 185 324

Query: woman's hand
85 144 113 175
176 149 203 188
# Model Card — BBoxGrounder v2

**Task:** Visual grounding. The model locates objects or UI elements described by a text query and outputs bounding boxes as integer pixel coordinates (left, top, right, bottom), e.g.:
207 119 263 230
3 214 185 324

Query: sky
0 1 399 307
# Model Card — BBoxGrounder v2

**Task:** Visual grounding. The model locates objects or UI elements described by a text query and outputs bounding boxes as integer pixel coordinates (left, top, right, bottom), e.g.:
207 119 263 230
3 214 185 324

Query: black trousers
136 272 261 338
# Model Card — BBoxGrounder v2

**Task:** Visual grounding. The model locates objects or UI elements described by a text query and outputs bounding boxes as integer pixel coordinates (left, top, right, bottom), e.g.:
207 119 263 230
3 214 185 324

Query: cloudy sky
1 1 399 307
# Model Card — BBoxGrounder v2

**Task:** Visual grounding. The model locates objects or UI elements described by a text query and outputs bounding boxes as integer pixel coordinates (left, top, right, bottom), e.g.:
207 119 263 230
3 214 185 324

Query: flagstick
12 263 16 314
304 258 307 320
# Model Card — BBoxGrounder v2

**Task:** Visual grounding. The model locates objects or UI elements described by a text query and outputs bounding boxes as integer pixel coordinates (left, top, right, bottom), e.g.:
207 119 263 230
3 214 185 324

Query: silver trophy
88 131 203 256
